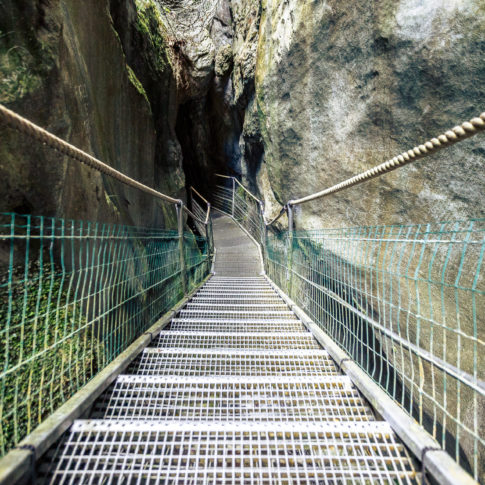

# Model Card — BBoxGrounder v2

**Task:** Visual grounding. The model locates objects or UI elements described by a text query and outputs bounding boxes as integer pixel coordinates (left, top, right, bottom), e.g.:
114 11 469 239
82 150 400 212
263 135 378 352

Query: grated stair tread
47 421 418 484
42 214 418 483
155 331 320 349
93 375 375 422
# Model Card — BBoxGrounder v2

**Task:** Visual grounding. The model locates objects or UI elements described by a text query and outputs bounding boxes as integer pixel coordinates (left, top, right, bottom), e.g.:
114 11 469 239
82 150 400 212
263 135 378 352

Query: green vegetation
0 28 54 103
134 0 170 75
0 263 103 455
0 43 41 103
126 63 150 105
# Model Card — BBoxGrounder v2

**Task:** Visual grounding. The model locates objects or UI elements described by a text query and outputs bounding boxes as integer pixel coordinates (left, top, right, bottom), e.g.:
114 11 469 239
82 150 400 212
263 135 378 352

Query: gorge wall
1 0 484 478
242 0 485 229
0 0 187 230
1 1 484 235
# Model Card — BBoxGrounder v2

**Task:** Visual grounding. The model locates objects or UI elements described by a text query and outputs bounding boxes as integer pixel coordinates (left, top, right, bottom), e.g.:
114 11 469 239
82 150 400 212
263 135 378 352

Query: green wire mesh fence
0 212 211 456
213 179 485 481
265 221 485 479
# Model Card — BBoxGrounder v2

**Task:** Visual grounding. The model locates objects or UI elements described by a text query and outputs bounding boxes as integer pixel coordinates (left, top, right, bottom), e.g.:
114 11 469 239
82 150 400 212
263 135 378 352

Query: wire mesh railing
0 212 210 456
265 220 485 479
213 172 485 482
0 104 214 461
212 177 264 246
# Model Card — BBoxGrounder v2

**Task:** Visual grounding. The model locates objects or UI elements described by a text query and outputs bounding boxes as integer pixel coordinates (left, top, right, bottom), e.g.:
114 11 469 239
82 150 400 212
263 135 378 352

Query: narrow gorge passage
42 214 418 483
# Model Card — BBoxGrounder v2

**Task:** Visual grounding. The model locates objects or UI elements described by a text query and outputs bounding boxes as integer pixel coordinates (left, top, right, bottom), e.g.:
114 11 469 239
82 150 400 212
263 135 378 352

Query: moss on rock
215 44 233 77
126 63 150 106
134 0 170 75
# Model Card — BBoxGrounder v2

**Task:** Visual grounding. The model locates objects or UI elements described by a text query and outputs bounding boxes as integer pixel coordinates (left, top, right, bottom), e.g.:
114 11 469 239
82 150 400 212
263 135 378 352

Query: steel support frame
286 204 294 293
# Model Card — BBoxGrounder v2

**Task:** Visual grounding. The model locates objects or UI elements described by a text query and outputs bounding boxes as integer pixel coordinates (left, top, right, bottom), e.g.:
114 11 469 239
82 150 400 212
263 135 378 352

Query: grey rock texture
252 0 485 229
0 0 184 229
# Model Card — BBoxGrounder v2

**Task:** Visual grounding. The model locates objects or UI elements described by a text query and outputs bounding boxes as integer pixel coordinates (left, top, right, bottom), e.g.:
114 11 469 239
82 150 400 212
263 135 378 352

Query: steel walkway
42 214 418 483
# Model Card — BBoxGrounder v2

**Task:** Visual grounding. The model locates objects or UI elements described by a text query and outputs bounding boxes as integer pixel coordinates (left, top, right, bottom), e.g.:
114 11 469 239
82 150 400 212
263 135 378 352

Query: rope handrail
215 112 485 227
289 112 485 206
0 103 182 205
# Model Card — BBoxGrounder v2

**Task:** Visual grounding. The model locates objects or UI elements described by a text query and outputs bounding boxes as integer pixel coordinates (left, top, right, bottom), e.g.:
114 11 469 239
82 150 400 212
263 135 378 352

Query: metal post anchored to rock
176 202 187 295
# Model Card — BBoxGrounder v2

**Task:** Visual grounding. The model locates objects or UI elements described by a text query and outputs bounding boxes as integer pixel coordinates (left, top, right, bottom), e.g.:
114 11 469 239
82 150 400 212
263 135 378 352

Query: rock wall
0 0 183 230
249 0 485 229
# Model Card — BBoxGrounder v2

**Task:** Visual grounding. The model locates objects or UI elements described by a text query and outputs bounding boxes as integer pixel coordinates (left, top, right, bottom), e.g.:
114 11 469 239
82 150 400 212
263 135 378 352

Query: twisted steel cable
289 112 485 206
0 103 181 205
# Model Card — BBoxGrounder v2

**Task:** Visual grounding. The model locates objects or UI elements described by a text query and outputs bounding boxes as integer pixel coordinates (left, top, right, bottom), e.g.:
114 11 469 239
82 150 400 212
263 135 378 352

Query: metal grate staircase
43 213 418 483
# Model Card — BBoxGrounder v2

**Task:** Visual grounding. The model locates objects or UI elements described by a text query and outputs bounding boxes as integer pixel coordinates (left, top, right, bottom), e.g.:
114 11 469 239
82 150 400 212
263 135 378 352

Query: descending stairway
44 214 418 483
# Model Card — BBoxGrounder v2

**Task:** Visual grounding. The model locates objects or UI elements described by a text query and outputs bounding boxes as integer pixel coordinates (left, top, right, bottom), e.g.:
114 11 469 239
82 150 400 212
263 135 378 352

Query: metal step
193 293 279 299
209 277 266 281
155 331 319 349
196 289 277 294
170 319 306 332
130 349 340 376
186 303 288 309
95 375 375 422
191 297 283 304
47 421 418 484
204 282 271 287
178 309 298 320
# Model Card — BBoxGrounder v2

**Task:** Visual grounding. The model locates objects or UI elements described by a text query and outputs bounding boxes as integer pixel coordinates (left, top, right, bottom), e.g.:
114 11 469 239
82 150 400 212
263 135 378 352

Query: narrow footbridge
42 214 417 482
0 105 484 484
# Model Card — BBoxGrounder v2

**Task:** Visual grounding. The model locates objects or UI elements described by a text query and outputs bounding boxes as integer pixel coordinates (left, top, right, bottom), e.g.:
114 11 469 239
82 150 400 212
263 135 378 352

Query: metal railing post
231 177 235 218
205 203 213 258
259 201 265 244
286 204 294 294
259 201 267 267
176 202 187 295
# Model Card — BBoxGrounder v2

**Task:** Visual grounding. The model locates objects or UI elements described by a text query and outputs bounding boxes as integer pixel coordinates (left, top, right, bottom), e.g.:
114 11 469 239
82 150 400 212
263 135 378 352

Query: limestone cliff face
0 0 183 229
242 0 485 229
234 0 485 479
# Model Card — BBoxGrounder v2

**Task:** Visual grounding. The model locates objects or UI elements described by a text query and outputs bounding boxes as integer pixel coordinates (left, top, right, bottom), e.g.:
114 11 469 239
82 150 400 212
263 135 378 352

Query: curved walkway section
212 212 262 276
42 215 418 483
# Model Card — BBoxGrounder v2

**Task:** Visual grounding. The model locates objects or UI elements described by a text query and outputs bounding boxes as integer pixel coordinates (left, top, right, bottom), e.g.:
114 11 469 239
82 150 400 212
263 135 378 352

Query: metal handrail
234 178 261 203
189 186 211 224
190 186 209 205
215 173 261 203
182 203 206 225
265 206 287 227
